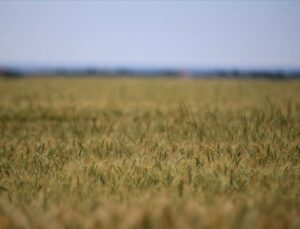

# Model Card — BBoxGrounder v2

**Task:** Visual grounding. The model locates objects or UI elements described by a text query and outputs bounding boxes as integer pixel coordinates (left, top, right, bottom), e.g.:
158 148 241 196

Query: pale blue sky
0 1 300 69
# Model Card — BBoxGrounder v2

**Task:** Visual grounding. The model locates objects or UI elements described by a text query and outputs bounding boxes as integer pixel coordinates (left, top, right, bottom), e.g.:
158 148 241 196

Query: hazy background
0 1 300 70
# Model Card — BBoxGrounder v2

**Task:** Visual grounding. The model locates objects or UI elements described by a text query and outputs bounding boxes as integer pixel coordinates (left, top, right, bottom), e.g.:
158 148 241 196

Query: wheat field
0 78 299 228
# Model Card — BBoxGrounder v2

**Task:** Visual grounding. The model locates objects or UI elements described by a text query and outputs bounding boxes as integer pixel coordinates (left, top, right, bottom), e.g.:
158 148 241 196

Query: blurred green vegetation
0 78 299 228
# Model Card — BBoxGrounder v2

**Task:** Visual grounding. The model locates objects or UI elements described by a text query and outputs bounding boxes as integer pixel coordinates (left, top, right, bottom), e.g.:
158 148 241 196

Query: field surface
0 78 299 228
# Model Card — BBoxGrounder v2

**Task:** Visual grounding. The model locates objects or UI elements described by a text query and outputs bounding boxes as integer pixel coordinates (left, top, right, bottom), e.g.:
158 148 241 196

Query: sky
0 1 300 70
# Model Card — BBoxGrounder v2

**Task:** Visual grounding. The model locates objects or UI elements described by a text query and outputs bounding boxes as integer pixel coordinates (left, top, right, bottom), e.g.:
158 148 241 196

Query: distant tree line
1 67 299 79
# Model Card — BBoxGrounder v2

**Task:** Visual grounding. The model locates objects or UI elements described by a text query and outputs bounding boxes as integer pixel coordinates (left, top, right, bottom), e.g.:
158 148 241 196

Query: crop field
0 77 299 228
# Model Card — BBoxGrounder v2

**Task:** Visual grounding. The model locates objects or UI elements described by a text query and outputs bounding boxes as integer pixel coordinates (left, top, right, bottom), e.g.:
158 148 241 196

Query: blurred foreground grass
0 78 299 228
